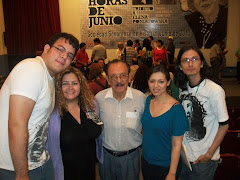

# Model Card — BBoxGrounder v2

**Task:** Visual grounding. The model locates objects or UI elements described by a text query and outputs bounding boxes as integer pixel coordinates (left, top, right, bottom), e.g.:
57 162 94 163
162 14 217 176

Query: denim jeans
180 160 218 180
0 158 54 180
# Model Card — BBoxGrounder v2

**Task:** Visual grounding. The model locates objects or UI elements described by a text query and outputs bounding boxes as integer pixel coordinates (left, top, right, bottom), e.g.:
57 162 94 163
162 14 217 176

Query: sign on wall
80 0 227 49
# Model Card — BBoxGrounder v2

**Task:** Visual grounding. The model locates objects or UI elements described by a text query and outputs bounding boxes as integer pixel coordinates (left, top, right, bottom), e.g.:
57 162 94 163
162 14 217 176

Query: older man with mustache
95 59 146 180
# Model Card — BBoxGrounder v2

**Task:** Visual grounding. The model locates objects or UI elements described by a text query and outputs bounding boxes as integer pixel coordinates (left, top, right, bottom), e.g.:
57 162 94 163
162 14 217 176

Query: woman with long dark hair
141 65 188 180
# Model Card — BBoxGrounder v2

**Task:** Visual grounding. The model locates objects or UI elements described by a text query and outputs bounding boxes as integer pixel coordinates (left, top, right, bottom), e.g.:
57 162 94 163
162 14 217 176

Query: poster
80 0 208 49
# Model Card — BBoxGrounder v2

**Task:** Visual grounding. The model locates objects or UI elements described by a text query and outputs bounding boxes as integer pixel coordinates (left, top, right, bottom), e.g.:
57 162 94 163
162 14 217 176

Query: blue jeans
180 160 218 180
99 148 140 180
0 158 54 180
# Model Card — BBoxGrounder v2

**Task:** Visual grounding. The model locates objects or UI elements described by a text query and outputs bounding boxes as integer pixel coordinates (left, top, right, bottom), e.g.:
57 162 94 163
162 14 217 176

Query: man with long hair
174 45 229 180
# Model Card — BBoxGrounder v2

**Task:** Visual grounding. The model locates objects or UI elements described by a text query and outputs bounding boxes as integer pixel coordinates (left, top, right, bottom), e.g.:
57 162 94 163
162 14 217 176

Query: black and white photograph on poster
156 0 177 5
132 0 153 5
180 0 228 48
80 0 227 49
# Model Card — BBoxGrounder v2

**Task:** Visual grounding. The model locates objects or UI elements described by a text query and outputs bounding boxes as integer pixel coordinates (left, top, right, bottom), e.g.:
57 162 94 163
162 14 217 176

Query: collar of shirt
104 86 133 101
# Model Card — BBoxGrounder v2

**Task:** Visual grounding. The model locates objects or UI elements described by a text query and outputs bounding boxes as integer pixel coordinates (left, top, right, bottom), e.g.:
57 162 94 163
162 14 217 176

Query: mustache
115 83 125 87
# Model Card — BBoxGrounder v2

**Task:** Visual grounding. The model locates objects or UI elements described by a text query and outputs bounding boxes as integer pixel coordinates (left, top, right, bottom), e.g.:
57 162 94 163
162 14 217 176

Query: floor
95 77 240 180
221 77 240 97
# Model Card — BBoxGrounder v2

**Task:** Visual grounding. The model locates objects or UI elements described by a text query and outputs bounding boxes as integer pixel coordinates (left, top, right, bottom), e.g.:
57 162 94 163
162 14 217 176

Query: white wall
225 0 240 67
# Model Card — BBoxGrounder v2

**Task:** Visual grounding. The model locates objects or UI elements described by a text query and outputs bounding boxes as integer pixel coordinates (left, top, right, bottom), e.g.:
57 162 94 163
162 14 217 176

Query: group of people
210 40 228 85
116 36 175 67
0 32 229 180
74 38 108 96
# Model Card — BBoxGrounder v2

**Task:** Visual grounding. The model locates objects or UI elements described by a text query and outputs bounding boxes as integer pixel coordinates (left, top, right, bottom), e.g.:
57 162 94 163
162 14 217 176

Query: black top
185 6 227 48
167 43 175 64
60 109 102 180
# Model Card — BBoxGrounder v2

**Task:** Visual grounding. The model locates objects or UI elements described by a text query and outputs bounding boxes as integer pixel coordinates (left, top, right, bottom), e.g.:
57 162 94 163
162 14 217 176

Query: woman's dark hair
142 38 152 51
148 65 170 82
94 38 101 43
148 65 171 98
157 39 164 46
134 39 141 47
132 65 150 93
80 42 86 49
174 45 210 90
127 40 133 46
149 36 154 41
88 63 102 81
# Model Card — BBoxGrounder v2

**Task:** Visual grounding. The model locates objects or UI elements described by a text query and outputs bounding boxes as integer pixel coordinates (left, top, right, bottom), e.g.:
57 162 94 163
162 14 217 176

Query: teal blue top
141 96 188 167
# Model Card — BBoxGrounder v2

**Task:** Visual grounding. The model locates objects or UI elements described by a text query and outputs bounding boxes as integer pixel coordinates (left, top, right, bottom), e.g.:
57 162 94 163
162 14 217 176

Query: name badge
126 111 138 118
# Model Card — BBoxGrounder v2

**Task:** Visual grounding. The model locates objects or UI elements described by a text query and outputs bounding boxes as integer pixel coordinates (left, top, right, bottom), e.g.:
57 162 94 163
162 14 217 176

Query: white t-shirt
0 56 55 170
180 79 228 162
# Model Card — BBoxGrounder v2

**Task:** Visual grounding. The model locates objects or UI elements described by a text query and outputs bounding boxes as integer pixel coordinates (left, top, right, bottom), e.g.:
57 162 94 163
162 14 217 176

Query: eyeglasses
52 46 74 60
109 74 128 81
181 57 200 63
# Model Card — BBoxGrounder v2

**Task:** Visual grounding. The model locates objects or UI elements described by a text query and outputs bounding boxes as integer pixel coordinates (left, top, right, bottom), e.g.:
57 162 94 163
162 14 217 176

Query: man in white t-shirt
174 46 229 180
0 33 79 180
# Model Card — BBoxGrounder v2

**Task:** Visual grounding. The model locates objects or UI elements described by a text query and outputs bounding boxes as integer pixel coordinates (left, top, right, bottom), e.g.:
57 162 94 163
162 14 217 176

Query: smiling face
148 72 170 97
61 72 80 103
193 0 218 16
43 38 76 77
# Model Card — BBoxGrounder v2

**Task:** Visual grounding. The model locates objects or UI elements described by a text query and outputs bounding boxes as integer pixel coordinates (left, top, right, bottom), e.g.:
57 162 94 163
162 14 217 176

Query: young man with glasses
95 59 146 180
174 46 229 180
0 33 79 180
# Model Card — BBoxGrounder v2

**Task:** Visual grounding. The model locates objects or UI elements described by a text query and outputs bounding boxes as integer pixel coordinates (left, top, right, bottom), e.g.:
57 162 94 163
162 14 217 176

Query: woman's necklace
199 16 218 49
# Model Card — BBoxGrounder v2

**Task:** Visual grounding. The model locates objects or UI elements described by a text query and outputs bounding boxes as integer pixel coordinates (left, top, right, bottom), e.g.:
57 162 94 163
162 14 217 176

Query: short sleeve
10 61 44 102
210 88 229 123
92 46 96 55
172 105 189 136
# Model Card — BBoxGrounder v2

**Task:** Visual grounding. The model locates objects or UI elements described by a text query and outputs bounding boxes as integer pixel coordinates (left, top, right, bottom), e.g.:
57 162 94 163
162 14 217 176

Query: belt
104 147 138 157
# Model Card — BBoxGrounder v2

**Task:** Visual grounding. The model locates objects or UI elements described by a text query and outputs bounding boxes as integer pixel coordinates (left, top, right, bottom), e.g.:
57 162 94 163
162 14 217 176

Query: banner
80 0 227 49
